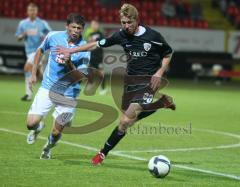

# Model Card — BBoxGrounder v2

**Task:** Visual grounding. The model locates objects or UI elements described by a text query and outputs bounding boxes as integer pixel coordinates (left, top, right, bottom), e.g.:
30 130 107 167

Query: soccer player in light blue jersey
15 3 51 101
26 13 90 159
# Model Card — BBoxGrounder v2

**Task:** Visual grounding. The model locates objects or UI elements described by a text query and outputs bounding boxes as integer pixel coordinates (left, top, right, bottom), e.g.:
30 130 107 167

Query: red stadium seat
156 17 168 26
0 0 209 29
169 18 181 27
227 5 239 17
182 19 195 28
202 20 209 29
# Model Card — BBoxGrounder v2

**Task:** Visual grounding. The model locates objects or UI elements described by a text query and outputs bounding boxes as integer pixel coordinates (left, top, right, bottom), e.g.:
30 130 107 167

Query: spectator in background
15 3 51 101
84 20 106 94
228 1 237 23
175 0 188 19
191 1 203 21
211 0 219 8
219 0 227 15
98 0 120 7
236 0 240 6
161 0 176 19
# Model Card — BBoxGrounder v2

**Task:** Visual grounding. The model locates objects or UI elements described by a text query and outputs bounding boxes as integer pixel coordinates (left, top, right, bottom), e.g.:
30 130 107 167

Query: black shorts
121 75 155 111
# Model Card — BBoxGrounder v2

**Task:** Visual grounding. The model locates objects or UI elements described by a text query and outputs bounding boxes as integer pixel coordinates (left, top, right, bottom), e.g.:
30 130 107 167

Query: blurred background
0 0 240 82
0 2 240 185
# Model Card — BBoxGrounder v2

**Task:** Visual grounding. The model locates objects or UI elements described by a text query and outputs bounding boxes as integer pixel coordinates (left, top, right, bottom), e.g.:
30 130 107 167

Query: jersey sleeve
42 20 52 34
38 32 52 52
77 51 90 75
15 21 24 36
97 31 121 48
76 40 91 75
153 32 173 57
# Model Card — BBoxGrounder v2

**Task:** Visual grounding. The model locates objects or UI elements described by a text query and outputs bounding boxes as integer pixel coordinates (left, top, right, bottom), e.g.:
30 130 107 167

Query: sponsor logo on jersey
143 43 151 51
56 54 66 64
129 50 147 57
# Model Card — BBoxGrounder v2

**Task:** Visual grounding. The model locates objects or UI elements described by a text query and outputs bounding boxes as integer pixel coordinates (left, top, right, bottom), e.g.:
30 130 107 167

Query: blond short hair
119 3 139 20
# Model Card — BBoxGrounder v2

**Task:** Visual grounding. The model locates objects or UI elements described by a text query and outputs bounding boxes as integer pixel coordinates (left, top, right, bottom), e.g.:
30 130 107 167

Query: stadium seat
0 0 209 29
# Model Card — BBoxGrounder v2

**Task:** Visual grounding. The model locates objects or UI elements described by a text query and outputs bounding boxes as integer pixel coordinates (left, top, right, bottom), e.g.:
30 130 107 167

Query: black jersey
98 26 173 75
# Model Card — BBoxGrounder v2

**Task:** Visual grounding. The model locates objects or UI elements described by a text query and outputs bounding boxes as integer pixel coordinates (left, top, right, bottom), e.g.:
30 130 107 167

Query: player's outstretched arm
150 53 173 91
29 48 43 89
55 41 98 55
16 32 27 41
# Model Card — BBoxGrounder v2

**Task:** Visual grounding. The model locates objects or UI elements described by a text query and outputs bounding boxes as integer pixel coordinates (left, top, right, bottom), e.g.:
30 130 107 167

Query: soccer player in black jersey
56 3 175 165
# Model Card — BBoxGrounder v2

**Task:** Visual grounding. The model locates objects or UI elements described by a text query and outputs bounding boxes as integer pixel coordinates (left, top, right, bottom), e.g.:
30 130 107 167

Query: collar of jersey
134 26 146 36
26 17 40 23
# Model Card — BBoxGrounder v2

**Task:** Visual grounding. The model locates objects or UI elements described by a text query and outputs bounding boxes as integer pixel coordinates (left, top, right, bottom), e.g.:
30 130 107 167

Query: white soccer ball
148 155 171 178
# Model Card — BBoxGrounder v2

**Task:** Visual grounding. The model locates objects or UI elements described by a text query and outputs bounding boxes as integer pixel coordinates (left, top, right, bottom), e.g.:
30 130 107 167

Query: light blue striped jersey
39 31 90 98
15 17 51 55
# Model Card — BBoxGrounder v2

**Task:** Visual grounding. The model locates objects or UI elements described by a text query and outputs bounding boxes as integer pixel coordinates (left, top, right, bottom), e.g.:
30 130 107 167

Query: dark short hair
67 13 85 27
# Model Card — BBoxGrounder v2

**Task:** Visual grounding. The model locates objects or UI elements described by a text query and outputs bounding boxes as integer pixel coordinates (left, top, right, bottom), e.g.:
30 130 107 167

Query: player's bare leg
26 114 45 144
40 120 69 159
22 63 33 101
92 95 176 165
98 67 107 95
92 103 142 165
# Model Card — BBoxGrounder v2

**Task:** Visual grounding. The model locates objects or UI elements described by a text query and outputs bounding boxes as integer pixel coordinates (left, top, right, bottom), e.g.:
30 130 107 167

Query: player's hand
29 74 37 91
18 32 27 41
62 52 70 61
54 46 74 55
150 74 162 91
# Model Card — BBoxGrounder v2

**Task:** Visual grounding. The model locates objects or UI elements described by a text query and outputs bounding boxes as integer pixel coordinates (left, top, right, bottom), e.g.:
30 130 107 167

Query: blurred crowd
0 0 208 29
212 0 240 28
161 0 203 21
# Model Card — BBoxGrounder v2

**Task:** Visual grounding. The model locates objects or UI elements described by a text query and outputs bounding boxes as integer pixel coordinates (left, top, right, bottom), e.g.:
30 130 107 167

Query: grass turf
0 75 239 187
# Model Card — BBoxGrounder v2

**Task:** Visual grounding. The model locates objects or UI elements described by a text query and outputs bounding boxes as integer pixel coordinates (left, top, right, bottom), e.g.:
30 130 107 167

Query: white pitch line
173 165 240 181
114 143 240 153
115 126 240 153
0 111 26 115
0 127 240 181
1 110 240 153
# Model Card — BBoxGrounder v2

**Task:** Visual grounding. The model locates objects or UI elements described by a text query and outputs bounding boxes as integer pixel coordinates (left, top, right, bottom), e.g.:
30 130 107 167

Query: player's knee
52 123 64 135
26 115 41 129
52 128 61 136
26 119 38 130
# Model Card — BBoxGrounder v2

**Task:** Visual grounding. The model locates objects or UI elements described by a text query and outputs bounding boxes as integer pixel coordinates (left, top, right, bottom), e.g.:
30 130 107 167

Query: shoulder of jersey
38 17 48 23
79 39 87 45
20 18 29 25
145 27 163 42
144 26 157 35
48 31 65 37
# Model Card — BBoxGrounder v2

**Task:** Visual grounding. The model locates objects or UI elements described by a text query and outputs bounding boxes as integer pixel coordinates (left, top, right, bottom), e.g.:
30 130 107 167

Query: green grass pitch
0 75 240 187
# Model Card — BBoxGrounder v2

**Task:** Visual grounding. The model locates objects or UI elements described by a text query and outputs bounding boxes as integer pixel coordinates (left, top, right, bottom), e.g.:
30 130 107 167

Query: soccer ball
148 155 171 178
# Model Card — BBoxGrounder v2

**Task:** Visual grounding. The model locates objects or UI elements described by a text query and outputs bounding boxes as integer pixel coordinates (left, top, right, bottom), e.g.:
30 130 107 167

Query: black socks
101 126 125 156
27 124 39 131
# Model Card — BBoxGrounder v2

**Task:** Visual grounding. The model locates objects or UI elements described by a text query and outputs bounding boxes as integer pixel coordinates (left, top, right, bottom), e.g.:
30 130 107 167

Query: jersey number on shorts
143 92 153 103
